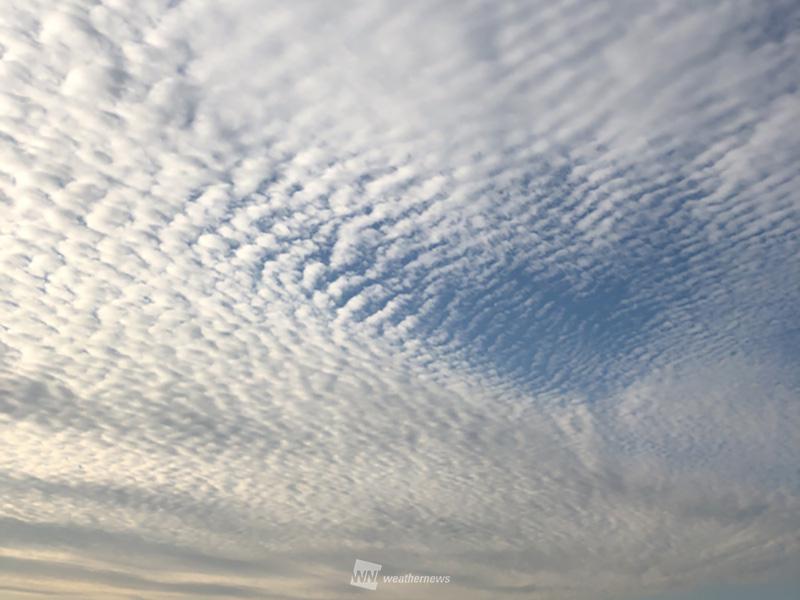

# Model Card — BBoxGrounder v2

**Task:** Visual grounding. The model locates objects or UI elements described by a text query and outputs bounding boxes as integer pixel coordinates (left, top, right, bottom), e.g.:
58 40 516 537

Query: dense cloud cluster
1 1 799 598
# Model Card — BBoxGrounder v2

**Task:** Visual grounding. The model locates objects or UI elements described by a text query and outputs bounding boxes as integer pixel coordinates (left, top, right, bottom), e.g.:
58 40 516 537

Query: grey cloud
0 555 266 598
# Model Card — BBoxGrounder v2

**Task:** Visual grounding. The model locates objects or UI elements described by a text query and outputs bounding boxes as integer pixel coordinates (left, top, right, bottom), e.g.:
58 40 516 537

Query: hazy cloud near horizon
1 1 799 598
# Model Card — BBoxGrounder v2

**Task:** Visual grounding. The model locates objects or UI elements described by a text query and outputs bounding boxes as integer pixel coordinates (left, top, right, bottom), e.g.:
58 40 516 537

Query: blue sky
0 1 798 598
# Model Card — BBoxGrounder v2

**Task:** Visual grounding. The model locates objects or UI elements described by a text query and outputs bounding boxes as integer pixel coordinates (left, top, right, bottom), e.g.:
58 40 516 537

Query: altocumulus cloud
1 1 799 599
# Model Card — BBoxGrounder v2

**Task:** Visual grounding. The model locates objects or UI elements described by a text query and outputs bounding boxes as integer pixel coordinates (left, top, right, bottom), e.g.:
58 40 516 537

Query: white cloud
0 0 799 598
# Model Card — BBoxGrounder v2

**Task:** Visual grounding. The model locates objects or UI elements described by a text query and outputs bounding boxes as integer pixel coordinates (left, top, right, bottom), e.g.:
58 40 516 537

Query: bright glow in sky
1 1 799 599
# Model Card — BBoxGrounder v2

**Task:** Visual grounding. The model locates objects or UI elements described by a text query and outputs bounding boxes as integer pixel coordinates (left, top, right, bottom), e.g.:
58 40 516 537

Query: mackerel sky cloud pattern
1 1 799 599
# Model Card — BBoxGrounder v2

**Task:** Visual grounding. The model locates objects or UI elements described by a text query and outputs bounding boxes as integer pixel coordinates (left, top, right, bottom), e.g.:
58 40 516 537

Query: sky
0 1 799 599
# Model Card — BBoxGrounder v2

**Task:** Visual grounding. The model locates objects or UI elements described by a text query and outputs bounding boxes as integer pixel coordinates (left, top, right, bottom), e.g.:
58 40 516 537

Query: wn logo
350 559 382 590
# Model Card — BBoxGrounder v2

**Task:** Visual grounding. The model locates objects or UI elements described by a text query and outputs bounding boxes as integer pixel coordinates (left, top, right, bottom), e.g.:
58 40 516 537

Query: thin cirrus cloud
0 0 798 599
